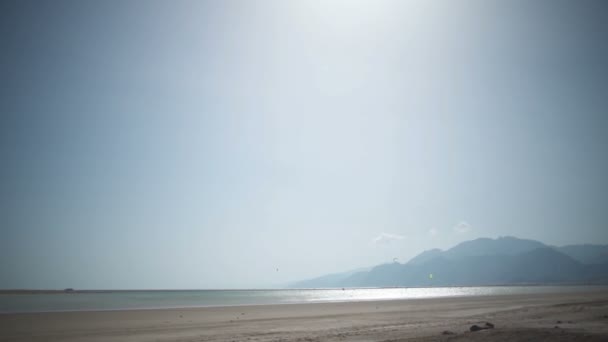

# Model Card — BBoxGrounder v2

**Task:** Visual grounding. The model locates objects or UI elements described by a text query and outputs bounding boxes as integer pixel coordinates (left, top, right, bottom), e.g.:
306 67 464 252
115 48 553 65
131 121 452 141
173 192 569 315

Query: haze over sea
2 286 607 313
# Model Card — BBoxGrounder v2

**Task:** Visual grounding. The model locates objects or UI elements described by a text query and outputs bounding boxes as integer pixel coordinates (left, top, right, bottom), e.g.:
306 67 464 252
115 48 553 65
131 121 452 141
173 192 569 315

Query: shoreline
2 289 608 341
2 285 608 315
3 283 607 294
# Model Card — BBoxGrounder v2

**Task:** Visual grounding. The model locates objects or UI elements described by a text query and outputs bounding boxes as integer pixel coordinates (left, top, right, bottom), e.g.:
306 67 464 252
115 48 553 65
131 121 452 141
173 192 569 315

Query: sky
1 0 608 289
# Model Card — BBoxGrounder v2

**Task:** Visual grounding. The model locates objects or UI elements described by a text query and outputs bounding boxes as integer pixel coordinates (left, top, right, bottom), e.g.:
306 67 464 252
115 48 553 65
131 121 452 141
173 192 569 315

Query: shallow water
1 285 606 313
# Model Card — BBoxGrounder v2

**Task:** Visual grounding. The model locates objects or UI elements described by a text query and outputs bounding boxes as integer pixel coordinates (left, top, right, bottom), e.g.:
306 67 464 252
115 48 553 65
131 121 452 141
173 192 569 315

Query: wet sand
1 289 608 341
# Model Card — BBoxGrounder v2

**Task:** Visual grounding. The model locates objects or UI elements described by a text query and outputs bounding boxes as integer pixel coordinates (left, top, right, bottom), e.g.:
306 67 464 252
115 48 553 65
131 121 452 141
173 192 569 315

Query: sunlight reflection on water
1 286 606 313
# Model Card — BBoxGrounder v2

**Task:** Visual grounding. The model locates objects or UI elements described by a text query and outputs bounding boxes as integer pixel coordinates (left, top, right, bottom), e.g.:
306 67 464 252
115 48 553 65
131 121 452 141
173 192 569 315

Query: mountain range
291 237 608 288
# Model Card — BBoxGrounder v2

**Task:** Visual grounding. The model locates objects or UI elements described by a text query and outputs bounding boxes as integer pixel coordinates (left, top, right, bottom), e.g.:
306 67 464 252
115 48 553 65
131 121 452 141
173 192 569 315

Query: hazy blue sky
1 0 607 289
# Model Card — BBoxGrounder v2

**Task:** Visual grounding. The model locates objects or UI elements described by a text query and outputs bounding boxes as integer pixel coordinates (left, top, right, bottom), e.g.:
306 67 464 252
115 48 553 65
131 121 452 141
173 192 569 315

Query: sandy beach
1 289 608 341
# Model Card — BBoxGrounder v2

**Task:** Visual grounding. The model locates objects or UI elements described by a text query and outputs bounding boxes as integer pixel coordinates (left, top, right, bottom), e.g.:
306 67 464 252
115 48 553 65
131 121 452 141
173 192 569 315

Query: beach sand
1 289 608 341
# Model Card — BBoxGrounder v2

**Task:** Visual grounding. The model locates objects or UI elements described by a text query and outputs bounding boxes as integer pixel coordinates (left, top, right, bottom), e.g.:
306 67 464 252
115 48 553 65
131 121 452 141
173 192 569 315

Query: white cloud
428 227 439 237
372 232 405 244
453 221 471 234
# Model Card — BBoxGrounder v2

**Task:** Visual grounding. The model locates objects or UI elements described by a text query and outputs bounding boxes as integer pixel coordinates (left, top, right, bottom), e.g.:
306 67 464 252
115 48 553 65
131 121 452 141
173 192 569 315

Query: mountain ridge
290 237 608 288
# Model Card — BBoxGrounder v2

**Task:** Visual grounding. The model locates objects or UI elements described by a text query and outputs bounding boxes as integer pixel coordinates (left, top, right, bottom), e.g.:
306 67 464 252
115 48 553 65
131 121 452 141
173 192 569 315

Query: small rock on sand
470 322 494 332
441 330 455 335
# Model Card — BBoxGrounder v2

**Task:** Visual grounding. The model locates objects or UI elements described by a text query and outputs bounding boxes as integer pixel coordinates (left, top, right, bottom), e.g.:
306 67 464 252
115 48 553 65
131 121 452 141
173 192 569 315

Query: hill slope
291 237 608 288
555 244 608 264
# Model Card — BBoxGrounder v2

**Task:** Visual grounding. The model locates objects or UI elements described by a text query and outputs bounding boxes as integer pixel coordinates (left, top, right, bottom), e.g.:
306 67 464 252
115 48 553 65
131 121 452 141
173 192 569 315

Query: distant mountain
554 244 608 264
407 249 442 265
290 237 608 288
290 266 373 288
440 236 547 259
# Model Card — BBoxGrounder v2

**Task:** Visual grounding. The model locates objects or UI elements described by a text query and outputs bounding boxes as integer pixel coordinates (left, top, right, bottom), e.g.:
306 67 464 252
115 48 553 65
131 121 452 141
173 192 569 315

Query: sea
1 285 606 313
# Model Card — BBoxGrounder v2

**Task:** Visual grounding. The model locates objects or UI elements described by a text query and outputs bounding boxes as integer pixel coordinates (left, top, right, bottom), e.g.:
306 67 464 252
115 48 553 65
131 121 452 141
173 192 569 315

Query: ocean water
1 285 606 313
